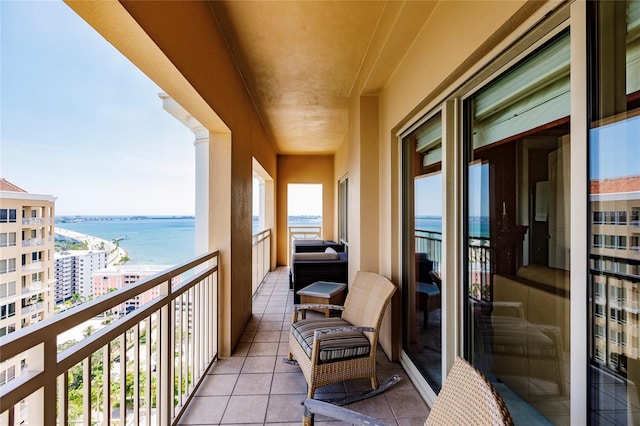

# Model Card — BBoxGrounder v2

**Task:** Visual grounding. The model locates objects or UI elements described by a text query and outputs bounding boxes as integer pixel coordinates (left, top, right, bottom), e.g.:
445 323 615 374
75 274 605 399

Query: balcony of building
0 251 428 425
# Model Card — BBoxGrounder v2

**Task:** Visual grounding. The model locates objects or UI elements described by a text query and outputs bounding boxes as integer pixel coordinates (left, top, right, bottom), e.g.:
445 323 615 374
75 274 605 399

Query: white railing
0 250 219 426
21 283 44 295
21 262 43 272
20 303 44 315
21 218 44 226
252 229 271 295
22 239 43 248
288 225 323 262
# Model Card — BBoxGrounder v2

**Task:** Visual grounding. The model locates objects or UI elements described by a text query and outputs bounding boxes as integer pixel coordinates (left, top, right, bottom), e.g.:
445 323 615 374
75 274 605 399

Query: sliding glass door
588 1 640 423
403 112 443 390
464 32 571 424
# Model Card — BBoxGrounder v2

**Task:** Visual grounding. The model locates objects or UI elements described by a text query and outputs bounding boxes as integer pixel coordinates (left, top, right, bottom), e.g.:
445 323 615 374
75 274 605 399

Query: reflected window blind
415 113 442 168
472 33 570 150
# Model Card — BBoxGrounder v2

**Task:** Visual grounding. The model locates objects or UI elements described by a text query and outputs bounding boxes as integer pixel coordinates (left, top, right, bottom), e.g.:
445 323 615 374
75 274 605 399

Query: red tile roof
0 178 28 193
590 176 640 194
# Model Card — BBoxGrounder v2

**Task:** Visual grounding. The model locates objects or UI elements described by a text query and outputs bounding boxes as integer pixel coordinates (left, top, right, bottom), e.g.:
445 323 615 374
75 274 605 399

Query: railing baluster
189 286 194 395
159 279 172 425
58 371 68 426
198 279 204 376
176 293 183 407
144 316 151 426
119 333 126 425
133 323 140 426
83 356 91 426
103 341 111 425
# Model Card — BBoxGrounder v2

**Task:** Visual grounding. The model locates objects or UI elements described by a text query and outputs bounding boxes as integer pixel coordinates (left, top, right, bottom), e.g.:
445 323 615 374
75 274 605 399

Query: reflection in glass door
465 31 571 424
588 1 640 423
403 112 443 390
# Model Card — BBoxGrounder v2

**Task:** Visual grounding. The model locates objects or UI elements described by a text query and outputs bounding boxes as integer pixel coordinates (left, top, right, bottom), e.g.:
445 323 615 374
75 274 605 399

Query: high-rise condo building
0 178 55 386
54 250 109 304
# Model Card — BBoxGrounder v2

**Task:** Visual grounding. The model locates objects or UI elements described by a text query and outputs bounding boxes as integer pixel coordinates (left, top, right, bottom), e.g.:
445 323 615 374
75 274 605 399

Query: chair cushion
291 317 370 364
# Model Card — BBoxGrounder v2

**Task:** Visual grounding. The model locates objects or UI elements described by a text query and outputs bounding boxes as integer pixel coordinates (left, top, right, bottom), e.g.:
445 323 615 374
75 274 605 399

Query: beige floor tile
277 342 292 357
258 321 284 331
241 355 277 373
271 372 309 394
178 395 229 424
274 358 301 373
385 389 429 419
254 330 282 342
230 342 251 357
244 320 259 332
196 373 238 396
221 395 269 424
240 330 256 342
349 393 394 419
265 394 306 423
261 313 286 322
248 341 279 356
210 357 245 375
233 372 273 395
397 417 427 426
264 305 287 313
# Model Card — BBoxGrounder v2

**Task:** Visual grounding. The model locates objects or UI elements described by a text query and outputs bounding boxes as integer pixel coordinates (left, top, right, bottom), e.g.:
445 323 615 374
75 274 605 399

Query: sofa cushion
293 251 338 261
290 317 370 363
490 316 559 358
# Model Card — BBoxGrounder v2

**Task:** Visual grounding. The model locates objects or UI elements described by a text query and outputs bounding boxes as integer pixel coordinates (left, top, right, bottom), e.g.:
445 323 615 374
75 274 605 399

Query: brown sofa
475 264 570 395
289 241 348 303
494 264 570 351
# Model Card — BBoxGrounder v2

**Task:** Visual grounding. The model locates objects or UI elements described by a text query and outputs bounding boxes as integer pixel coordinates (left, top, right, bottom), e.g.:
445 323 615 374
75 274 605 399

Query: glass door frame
396 2 589 423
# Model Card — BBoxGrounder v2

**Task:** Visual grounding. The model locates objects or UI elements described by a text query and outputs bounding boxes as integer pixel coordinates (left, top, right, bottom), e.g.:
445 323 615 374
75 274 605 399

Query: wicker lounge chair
287 271 396 399
303 356 514 426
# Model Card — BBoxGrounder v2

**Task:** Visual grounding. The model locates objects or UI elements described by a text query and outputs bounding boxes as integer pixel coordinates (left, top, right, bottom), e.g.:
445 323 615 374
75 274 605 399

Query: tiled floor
178 267 430 425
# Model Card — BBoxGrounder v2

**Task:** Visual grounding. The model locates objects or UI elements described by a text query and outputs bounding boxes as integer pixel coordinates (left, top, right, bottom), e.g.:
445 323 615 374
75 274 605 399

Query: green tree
82 325 96 339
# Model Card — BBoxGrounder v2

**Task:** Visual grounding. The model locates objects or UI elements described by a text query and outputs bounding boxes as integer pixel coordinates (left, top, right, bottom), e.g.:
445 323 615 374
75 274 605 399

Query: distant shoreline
55 227 128 266
57 215 194 224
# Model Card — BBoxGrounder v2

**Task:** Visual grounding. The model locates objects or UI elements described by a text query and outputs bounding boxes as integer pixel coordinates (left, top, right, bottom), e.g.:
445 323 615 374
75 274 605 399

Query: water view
57 216 195 265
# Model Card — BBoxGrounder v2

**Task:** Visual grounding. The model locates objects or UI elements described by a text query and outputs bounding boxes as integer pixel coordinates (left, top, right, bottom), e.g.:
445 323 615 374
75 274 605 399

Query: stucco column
160 93 209 255
193 130 210 255
209 132 232 356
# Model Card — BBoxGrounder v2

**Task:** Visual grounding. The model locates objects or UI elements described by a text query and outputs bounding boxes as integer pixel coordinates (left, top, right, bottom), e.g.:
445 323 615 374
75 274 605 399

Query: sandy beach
55 227 128 266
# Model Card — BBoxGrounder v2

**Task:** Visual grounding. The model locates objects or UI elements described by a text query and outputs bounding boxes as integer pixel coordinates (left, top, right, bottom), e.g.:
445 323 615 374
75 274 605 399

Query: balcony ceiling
208 1 436 155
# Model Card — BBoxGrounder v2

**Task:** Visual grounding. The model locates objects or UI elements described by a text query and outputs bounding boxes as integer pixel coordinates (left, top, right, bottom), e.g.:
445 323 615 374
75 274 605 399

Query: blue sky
1 1 195 216
590 115 640 180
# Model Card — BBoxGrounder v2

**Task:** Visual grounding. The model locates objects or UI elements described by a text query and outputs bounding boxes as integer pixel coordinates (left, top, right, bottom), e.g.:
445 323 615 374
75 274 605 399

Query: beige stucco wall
276 155 335 266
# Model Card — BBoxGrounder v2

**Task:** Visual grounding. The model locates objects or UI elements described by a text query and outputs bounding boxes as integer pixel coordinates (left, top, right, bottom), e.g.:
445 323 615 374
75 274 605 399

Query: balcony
21 238 43 248
21 218 44 226
21 282 43 294
20 302 44 315
172 268 427 425
0 252 428 425
21 261 43 272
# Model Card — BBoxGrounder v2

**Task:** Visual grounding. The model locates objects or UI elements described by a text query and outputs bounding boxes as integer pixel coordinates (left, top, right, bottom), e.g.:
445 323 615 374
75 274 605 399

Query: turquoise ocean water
57 217 195 266
57 215 487 267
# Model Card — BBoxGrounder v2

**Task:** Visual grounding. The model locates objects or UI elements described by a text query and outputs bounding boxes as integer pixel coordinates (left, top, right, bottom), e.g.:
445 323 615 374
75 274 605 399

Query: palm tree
70 292 81 306
82 325 96 339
